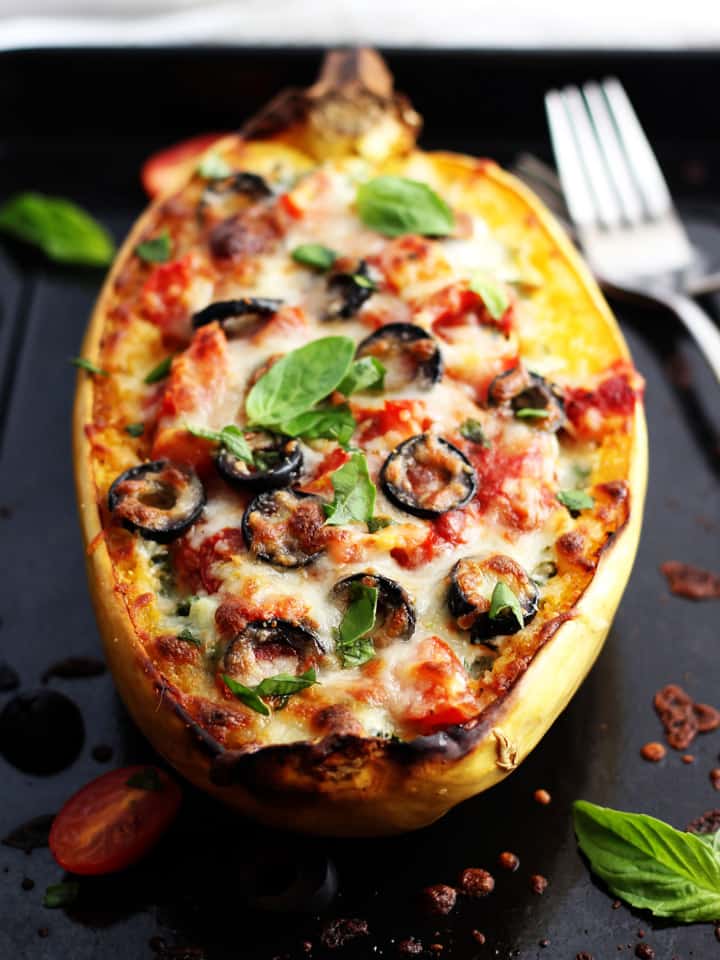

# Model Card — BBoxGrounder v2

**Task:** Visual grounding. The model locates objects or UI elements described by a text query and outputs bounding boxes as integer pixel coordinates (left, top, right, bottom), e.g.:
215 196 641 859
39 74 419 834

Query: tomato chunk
396 636 478 735
49 766 181 875
141 133 227 198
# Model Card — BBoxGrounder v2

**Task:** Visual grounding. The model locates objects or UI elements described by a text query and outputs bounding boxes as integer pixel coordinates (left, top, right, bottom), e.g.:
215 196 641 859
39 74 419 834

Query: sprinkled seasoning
534 788 552 804
421 884 457 916
529 874 548 894
640 741 666 762
498 851 520 871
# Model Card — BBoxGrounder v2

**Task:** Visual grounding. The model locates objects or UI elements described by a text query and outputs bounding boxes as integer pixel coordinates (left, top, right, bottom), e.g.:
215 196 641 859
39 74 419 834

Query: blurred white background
1 0 720 49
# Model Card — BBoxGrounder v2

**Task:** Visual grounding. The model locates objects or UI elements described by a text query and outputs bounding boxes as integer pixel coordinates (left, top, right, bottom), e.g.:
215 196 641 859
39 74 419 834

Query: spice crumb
21 877 34 891
710 768 720 791
420 884 457 916
681 753 695 764
458 868 495 897
301 942 313 954
37 928 49 938
529 874 548 894
92 744 114 763
534 788 552 805
634 944 655 959
430 945 443 954
576 953 593 960
319 919 369 950
612 899 622 910
498 851 519 871
398 938 423 956
539 939 550 948
471 931 486 945
640 742 666 762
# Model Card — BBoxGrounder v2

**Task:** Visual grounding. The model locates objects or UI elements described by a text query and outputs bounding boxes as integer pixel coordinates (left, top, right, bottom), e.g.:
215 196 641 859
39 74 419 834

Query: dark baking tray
1 47 719 960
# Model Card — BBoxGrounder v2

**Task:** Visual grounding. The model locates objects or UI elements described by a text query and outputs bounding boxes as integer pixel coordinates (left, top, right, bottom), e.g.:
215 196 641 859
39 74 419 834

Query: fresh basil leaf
515 407 549 419
125 422 144 437
0 192 115 266
488 582 524 630
337 583 378 668
135 231 171 264
459 418 490 447
197 153 231 180
176 627 201 647
126 767 164 791
279 405 356 447
185 423 254 463
469 274 510 320
255 668 318 698
573 800 720 922
352 273 376 289
337 357 385 396
557 490 595 513
356 176 454 238
291 243 337 271
70 356 108 376
367 516 395 533
144 356 173 384
246 336 355 428
223 675 269 716
43 881 80 909
324 452 376 526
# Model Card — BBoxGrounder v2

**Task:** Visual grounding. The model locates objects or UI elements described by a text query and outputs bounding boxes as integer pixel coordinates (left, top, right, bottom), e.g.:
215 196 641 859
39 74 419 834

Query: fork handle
653 290 720 383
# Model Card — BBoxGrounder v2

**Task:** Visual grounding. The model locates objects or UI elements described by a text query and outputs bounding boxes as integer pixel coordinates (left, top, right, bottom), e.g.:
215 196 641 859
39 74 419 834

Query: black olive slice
108 460 205 543
380 434 476 519
191 297 283 332
326 260 375 319
216 432 302 491
201 171 273 207
448 553 539 643
242 489 326 568
487 366 564 431
356 323 443 391
333 573 416 648
224 619 324 680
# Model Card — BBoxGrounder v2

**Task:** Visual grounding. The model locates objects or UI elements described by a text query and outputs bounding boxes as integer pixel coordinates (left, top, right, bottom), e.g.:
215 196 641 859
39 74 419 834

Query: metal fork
545 78 720 382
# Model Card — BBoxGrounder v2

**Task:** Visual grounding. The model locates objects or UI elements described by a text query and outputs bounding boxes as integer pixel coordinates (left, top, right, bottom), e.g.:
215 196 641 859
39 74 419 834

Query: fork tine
601 77 673 219
545 90 597 228
581 82 645 226
560 85 623 229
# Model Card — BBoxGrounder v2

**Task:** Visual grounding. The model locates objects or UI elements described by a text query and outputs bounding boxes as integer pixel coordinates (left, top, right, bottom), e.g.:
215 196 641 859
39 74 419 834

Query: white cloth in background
1 0 720 50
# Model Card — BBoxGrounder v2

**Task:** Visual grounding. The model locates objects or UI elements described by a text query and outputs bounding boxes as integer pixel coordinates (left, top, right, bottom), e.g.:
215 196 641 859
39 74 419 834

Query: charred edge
144 663 224 760
242 89 309 141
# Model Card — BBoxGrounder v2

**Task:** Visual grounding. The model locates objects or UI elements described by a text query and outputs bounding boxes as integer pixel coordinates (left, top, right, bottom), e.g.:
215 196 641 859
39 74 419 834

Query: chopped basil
337 357 385 396
351 273 376 290
459 418 490 447
573 463 592 486
324 452 376 526
186 423 253 463
246 336 355 428
515 407 549 419
126 767 164 791
356 176 454 238
279 405 356 448
125 422 144 437
469 274 510 321
573 800 720 922
337 582 378 668
291 243 337 271
557 489 595 514
488 582 524 630
0 192 115 266
43 881 80 909
176 627 201 647
197 153 231 180
144 356 173 384
70 356 108 376
135 231 171 264
367 516 395 533
223 669 318 716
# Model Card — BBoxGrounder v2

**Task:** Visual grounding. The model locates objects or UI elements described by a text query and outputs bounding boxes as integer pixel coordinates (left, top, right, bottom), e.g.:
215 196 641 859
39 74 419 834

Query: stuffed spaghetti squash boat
74 50 647 835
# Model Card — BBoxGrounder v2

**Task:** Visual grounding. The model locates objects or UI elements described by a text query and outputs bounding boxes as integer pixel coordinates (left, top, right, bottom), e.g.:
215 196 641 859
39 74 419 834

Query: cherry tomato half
49 765 182 875
141 133 227 198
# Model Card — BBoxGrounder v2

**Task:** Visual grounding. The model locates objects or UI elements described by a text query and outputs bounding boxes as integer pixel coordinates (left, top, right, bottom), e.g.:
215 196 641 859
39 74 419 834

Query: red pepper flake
612 899 622 910
576 953 593 960
660 561 720 600
397 938 424 956
687 808 720 834
653 684 720 749
498 851 520 872
86 529 106 556
710 768 720 791
420 884 457 916
430 945 444 955
458 868 495 897
681 754 695 764
529 874 548 894
534 788 552 805
471 931 486 945
640 741 666 762
635 944 655 959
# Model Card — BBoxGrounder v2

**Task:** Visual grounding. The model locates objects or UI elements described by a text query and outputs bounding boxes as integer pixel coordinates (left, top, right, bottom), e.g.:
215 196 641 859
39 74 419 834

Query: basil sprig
488 582 524 630
557 489 595 514
337 583 378 668
460 418 490 447
574 800 720 922
144 356 173 384
43 881 80 909
186 423 253 463
176 627 202 647
70 356 108 376
246 336 355 428
324 452 376 526
135 231 171 264
469 274 510 320
356 176 454 238
280 405 356 447
337 357 385 396
515 407 549 420
223 669 318 717
291 243 337 270
125 422 144 437
0 192 115 267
